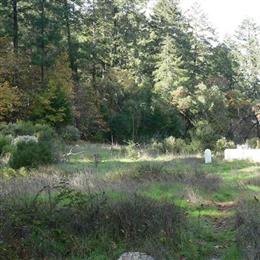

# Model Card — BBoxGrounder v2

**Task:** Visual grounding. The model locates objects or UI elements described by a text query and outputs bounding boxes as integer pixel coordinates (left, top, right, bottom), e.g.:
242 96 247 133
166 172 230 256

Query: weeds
129 162 167 182
0 185 190 259
1 142 259 259
236 198 260 259
185 170 223 193
246 176 260 187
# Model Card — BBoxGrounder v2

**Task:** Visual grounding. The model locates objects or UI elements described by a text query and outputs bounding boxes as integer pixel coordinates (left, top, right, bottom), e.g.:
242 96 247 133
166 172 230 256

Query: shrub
130 162 166 181
184 170 222 192
247 137 260 148
9 140 54 169
0 122 15 136
125 141 140 159
60 125 80 142
0 167 29 179
185 139 202 154
13 135 38 145
37 126 56 143
0 121 56 139
0 81 22 121
0 122 59 169
215 137 235 153
149 139 164 152
0 134 12 155
1 187 190 259
15 122 56 139
107 194 186 244
236 199 260 259
14 121 37 135
190 120 219 150
163 136 187 154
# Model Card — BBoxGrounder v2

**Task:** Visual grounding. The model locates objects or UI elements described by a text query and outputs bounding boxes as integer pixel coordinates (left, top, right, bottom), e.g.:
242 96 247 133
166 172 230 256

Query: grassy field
1 143 260 259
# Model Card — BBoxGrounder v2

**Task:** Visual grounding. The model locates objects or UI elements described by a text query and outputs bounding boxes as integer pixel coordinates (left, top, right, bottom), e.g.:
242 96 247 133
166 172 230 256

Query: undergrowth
0 184 196 259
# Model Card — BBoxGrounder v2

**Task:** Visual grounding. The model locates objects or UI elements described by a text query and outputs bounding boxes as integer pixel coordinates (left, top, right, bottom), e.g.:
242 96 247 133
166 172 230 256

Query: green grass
2 142 260 259
53 143 259 258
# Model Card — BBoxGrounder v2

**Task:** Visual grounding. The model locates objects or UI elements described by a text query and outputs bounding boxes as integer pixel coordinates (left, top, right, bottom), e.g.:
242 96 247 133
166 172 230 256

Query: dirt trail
208 201 237 259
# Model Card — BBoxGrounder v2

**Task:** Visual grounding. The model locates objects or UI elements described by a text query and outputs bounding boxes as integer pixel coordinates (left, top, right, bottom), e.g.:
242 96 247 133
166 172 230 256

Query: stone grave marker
204 149 212 164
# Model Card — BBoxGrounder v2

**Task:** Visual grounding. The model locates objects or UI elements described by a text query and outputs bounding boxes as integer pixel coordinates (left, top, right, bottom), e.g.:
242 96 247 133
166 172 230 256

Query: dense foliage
0 122 60 168
0 186 190 259
0 0 259 144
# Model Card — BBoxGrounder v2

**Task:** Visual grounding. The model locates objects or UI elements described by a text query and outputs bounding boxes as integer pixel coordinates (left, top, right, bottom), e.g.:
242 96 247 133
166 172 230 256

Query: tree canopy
0 0 259 143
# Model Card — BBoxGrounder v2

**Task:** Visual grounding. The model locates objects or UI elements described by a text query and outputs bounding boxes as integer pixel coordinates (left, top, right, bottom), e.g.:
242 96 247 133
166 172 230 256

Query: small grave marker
204 149 212 164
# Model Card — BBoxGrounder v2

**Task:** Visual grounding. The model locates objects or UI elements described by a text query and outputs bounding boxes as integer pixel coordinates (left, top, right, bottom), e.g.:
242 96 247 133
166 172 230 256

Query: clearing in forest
1 143 260 259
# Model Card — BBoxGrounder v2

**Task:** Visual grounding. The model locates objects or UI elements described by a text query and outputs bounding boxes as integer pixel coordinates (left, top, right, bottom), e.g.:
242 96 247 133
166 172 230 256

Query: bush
236 199 260 259
185 139 202 154
247 137 260 149
150 139 164 152
190 120 219 150
129 162 166 181
13 135 38 145
9 139 54 169
125 141 140 159
14 121 37 135
163 136 187 154
0 122 59 169
215 137 235 153
1 188 190 259
0 166 28 179
0 134 12 155
60 125 80 142
0 121 56 139
0 122 14 136
107 194 186 244
184 170 222 192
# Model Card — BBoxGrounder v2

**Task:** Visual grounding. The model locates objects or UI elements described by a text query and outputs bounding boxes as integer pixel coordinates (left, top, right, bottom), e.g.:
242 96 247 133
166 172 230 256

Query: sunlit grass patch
246 185 260 192
211 185 240 202
223 245 243 260
141 183 185 201
141 183 208 209
202 160 253 175
190 207 233 218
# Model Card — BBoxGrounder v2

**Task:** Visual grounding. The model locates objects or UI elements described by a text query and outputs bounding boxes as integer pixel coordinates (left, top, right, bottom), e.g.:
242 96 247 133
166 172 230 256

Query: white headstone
204 149 212 164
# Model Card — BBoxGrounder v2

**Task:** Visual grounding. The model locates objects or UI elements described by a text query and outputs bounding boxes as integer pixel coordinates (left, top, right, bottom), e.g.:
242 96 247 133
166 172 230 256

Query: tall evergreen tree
233 18 260 99
154 35 188 103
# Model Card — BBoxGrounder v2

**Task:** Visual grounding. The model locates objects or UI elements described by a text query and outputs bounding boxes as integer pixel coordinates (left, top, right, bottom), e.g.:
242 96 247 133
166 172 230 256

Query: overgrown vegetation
0 122 59 169
236 199 260 259
1 143 259 259
1 0 260 258
0 184 190 259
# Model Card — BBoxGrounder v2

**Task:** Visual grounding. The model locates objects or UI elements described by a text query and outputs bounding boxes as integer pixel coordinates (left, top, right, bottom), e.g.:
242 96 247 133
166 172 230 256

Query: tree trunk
63 0 80 127
63 0 78 82
12 0 18 54
12 0 18 85
40 0 45 83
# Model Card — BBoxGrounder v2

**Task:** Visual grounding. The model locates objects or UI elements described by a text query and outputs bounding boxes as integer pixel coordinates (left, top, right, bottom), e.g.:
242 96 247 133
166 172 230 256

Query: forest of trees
0 0 260 146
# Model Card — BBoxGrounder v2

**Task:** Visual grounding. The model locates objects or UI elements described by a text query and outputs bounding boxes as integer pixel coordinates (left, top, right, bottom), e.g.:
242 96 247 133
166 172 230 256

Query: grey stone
204 149 212 164
118 252 154 260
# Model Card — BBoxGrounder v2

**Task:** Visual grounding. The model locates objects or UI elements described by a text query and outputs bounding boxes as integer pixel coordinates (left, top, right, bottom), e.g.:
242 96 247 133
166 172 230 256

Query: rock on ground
118 252 154 260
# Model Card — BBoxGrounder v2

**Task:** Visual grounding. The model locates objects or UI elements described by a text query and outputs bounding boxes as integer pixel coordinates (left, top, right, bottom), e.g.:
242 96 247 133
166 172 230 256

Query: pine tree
153 35 188 103
233 18 260 99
